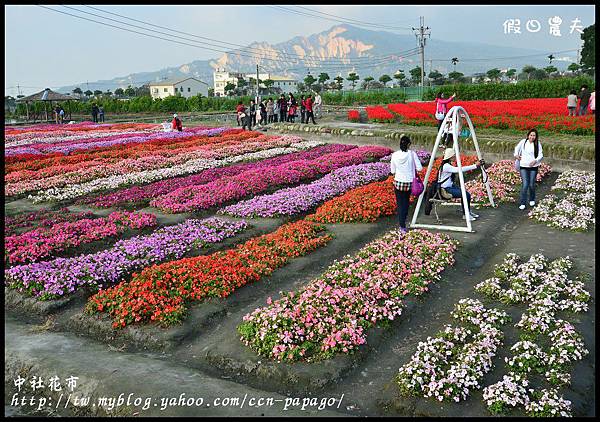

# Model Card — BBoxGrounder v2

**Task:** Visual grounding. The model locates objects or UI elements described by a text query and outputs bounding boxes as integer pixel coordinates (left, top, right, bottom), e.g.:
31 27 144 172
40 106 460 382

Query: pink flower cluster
467 160 552 206
150 145 392 213
5 211 157 265
239 229 458 362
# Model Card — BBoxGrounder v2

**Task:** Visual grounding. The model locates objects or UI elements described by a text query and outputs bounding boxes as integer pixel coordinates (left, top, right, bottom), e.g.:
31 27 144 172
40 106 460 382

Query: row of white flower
29 138 320 203
529 170 595 231
396 298 510 403
478 253 590 417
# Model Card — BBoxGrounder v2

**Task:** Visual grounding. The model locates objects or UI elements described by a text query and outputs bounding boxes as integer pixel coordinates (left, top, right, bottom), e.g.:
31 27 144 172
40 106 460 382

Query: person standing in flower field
589 91 595 115
300 95 307 124
98 106 105 123
305 94 317 124
277 94 287 123
91 103 99 123
514 128 543 211
390 135 422 233
266 98 274 123
273 98 280 123
171 113 182 131
235 101 245 126
434 92 456 128
578 85 590 116
313 91 322 118
567 90 578 116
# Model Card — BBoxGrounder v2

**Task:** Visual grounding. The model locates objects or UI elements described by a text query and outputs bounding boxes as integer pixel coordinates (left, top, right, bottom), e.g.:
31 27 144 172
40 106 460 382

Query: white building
213 68 298 97
149 77 209 99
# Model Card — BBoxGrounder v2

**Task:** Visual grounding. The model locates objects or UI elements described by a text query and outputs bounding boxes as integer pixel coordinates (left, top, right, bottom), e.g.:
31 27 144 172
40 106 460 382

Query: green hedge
422 76 595 100
15 94 256 116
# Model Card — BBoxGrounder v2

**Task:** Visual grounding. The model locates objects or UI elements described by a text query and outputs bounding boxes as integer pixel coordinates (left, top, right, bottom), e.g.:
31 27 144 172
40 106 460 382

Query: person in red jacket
304 94 316 124
172 113 182 131
236 101 245 126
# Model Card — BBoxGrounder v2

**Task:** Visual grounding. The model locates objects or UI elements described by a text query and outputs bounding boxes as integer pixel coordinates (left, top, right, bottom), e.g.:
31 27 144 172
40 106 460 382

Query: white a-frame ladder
410 105 495 233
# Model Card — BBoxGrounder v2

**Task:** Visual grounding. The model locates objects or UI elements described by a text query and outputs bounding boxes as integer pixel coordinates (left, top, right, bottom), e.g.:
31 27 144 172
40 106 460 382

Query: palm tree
451 57 459 72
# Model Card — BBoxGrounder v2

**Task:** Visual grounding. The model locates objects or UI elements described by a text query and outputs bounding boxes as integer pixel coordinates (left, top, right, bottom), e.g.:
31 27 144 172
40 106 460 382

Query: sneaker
469 211 479 218
519 205 526 210
462 214 476 221
529 201 535 207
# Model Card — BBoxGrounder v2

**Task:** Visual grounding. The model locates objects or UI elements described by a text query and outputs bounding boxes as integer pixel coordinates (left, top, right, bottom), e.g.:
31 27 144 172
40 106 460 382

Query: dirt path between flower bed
5 168 595 416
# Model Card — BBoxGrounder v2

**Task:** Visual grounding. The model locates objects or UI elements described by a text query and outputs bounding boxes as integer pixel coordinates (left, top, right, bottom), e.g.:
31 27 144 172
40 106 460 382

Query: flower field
3 120 594 417
357 99 596 135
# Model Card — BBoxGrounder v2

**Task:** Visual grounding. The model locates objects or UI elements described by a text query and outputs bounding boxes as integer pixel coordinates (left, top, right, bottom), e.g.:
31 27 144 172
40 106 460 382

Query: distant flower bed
365 106 395 123
348 110 360 122
386 98 595 135
4 208 94 237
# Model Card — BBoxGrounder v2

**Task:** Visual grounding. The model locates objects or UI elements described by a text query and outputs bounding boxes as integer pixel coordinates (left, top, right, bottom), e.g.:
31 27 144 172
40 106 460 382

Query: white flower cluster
482 373 531 414
530 170 595 231
29 140 321 203
397 299 509 403
479 253 590 416
524 388 572 417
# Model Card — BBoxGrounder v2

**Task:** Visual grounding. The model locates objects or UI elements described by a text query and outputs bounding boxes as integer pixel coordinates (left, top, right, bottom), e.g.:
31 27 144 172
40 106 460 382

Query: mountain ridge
57 24 565 93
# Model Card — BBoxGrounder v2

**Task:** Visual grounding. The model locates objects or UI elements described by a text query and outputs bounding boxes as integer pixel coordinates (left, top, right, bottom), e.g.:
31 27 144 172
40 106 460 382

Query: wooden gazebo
16 88 80 123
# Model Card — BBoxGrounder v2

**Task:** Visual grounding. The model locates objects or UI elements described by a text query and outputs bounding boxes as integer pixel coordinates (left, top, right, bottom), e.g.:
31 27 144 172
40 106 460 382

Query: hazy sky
5 4 595 96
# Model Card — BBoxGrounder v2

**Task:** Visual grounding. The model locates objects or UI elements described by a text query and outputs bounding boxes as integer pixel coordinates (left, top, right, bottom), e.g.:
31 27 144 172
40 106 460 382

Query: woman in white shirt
390 135 422 232
514 128 544 210
438 146 483 221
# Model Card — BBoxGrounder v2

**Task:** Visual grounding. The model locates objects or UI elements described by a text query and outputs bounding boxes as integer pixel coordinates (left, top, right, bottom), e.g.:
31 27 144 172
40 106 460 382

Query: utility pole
576 49 580 64
412 16 431 91
256 64 260 104
16 84 21 97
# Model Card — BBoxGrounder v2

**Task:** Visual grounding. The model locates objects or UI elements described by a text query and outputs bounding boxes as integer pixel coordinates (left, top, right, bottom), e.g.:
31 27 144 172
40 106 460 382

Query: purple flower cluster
151 146 392 213
220 162 391 217
80 144 356 208
5 217 247 300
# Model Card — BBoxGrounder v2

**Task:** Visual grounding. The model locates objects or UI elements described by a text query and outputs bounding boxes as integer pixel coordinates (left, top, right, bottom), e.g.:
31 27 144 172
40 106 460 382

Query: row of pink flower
5 126 230 157
150 145 392 213
5 208 94 237
5 127 160 150
80 144 355 208
5 211 158 266
466 160 552 206
5 133 288 196
4 121 160 141
239 229 458 362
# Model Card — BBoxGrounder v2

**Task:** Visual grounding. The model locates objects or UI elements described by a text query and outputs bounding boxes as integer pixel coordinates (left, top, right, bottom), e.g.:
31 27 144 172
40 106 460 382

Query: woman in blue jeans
390 135 422 232
438 146 483 221
514 128 544 210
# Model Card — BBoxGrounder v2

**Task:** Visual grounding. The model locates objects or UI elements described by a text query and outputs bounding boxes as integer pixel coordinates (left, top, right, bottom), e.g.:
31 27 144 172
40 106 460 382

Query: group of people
90 104 105 123
390 128 543 232
236 92 322 131
567 85 594 116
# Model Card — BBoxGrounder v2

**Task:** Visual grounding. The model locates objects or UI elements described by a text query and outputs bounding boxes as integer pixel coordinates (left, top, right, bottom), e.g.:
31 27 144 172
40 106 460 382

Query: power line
269 6 412 32
293 6 415 30
83 5 405 65
69 5 414 66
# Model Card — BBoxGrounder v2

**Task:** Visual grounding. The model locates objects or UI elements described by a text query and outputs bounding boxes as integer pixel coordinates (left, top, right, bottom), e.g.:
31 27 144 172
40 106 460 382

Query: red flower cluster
85 220 332 328
348 110 360 122
365 106 395 122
